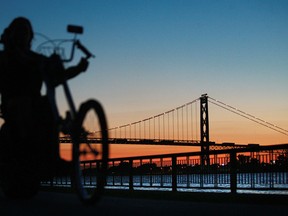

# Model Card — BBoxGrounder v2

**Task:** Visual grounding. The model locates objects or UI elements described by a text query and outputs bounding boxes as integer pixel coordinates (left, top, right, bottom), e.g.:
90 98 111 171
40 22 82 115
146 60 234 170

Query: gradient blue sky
1 0 288 148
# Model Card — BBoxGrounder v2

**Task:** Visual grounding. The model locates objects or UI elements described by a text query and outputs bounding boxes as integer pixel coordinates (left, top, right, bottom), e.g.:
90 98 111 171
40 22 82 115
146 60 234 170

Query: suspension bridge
60 94 288 163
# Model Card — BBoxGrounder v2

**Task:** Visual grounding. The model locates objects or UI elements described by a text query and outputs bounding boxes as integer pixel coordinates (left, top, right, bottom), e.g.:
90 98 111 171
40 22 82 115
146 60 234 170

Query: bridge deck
59 137 248 149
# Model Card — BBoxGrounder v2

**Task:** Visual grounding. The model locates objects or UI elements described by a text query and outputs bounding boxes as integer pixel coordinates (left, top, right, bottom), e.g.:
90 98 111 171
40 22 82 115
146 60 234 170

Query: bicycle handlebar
33 25 95 62
66 24 95 62
75 40 95 59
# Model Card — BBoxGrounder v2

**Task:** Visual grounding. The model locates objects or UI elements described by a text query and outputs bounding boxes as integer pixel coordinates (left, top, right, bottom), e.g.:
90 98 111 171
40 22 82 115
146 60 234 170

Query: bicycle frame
62 81 77 119
43 28 94 132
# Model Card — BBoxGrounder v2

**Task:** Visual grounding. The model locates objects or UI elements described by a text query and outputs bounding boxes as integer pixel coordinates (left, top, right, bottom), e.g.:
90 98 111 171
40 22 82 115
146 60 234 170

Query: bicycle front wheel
72 100 109 205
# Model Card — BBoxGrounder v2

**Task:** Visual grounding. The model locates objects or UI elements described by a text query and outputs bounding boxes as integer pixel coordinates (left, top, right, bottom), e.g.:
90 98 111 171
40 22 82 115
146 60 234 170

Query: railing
41 144 288 194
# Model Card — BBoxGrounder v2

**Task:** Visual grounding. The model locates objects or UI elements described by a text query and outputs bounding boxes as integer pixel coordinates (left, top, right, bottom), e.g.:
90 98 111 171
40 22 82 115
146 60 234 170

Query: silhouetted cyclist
0 17 88 198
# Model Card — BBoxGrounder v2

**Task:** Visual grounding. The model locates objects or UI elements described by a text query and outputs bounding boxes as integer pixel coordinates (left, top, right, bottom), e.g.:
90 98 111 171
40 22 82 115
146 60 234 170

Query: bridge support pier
200 94 210 166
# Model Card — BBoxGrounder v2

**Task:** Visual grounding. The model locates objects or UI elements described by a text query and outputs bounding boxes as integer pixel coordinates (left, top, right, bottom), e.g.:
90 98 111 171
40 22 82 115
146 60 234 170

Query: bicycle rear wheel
72 100 109 205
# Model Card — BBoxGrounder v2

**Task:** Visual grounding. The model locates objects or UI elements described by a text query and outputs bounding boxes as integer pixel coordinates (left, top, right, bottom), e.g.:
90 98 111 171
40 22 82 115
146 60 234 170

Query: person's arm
64 58 89 80
46 54 89 86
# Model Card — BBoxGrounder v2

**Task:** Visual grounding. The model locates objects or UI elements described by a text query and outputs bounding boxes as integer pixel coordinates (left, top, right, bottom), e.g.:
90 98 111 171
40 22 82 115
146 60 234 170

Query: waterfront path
1 190 288 216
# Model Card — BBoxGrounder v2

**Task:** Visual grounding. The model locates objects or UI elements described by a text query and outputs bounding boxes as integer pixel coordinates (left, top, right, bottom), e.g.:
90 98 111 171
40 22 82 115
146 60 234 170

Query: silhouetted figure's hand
77 57 89 73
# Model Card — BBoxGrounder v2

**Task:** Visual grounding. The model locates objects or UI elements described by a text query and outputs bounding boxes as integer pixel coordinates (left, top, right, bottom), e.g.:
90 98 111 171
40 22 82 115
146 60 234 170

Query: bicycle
0 25 109 204
39 25 109 205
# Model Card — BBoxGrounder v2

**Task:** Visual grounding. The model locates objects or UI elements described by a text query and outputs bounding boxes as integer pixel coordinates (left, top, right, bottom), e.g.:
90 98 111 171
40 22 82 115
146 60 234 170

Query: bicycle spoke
79 145 100 157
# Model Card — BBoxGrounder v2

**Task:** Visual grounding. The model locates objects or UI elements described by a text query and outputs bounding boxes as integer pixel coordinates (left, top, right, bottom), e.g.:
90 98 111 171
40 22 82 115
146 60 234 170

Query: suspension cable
208 96 288 136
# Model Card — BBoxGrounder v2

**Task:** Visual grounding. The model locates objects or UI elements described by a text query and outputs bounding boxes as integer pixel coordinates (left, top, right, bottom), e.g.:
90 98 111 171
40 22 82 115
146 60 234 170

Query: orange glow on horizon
59 143 198 160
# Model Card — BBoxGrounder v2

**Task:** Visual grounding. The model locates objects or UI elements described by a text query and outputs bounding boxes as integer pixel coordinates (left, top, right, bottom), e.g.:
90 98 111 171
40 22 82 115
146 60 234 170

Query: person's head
1 17 34 51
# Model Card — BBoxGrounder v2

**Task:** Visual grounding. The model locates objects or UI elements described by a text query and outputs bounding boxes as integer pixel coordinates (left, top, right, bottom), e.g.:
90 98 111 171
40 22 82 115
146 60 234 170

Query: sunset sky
1 0 288 158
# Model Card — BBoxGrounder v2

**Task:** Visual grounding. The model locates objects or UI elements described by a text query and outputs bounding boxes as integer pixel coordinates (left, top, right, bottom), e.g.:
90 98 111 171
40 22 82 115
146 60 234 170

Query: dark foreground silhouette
0 190 288 216
0 17 88 199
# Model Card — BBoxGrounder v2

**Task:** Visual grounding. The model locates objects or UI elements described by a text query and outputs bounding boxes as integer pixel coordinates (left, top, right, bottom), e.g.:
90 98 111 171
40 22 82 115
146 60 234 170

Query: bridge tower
200 94 210 166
